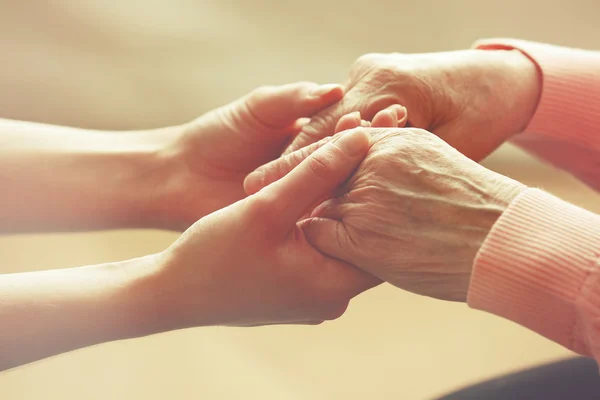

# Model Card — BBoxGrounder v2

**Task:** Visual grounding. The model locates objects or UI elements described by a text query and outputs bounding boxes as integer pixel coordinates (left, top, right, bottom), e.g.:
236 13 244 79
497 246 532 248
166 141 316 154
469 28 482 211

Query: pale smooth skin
0 81 344 233
285 49 541 161
0 126 378 371
0 82 383 371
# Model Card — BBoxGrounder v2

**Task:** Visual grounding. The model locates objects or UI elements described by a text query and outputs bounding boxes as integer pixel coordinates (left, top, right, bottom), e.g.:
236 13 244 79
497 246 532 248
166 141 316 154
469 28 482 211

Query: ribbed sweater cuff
467 188 600 356
473 38 600 147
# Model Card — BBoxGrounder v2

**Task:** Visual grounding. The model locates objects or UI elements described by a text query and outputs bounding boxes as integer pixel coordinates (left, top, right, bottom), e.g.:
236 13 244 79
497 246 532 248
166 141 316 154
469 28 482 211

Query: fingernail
310 83 342 98
395 105 407 121
334 129 369 157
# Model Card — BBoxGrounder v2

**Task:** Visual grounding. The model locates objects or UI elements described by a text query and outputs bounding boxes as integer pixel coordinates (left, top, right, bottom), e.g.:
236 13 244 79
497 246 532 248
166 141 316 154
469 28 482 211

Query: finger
309 197 346 220
371 105 408 128
283 100 346 155
245 110 366 195
283 92 399 154
290 117 311 133
301 217 356 269
258 128 370 229
277 117 311 152
300 219 382 295
396 105 408 127
245 82 344 129
244 135 333 195
371 106 398 128
334 111 362 133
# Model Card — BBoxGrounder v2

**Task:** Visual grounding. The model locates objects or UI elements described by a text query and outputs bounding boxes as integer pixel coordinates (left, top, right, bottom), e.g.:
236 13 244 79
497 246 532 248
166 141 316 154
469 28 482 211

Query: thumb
300 217 356 267
298 217 382 296
244 112 364 195
244 112 361 195
283 100 346 155
258 128 370 231
244 135 333 195
244 82 343 130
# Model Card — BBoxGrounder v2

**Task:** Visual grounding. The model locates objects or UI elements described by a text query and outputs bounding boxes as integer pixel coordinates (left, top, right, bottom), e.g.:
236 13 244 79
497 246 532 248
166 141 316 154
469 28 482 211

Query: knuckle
243 86 281 131
297 145 314 164
248 85 274 102
271 155 297 182
354 52 385 69
304 114 337 138
334 220 351 249
405 127 432 138
373 62 402 81
398 128 440 150
306 152 334 181
249 191 278 217
258 163 278 188
286 116 337 154
296 137 326 162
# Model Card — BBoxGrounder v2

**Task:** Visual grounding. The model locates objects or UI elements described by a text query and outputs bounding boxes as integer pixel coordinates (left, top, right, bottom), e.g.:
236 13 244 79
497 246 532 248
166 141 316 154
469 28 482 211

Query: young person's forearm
0 118 177 233
0 255 167 371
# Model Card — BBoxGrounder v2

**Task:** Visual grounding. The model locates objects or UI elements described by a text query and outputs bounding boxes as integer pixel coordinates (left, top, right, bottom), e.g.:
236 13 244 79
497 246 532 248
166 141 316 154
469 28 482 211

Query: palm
184 108 292 213
167 82 344 228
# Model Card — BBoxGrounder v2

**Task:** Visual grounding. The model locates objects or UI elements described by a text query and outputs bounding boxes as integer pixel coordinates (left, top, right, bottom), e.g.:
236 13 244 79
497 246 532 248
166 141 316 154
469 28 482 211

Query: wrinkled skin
286 49 541 161
249 124 526 302
301 128 526 301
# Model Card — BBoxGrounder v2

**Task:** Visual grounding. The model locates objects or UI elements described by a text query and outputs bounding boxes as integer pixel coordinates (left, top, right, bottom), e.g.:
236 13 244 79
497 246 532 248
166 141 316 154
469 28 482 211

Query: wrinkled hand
159 82 344 230
245 104 406 194
154 128 379 327
248 125 526 301
286 49 541 161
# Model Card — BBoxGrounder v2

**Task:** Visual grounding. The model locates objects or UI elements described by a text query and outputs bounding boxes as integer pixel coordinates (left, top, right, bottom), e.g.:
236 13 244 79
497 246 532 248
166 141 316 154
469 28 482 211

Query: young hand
156 82 344 230
152 128 380 327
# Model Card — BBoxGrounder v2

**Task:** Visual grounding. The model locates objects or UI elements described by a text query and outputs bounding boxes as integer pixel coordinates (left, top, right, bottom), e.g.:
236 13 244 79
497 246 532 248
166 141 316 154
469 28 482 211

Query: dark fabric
435 357 600 400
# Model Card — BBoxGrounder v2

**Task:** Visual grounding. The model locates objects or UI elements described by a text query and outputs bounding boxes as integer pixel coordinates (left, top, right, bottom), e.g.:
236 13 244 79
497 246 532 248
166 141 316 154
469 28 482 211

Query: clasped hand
160 46 540 326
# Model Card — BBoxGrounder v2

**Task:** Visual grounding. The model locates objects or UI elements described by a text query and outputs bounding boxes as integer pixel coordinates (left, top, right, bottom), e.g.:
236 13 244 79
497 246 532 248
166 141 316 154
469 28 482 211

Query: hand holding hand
248 123 526 301
286 49 541 161
152 128 379 328
156 82 344 230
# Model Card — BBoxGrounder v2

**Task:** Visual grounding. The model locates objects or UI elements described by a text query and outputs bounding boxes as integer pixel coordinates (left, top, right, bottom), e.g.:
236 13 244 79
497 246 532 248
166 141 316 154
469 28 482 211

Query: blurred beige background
1 1 599 399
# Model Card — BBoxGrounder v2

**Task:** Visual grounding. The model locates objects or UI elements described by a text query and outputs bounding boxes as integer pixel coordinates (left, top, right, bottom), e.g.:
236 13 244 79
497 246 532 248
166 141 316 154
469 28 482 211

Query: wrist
504 49 542 132
79 127 180 231
461 170 527 300
141 122 208 231
92 124 191 231
99 253 175 340
485 173 527 227
479 47 542 138
0 120 183 232
142 249 218 331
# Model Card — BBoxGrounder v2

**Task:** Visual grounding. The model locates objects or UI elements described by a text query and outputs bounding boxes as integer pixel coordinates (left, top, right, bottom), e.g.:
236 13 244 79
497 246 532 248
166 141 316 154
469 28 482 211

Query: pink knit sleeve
467 189 600 358
474 38 600 191
467 40 600 359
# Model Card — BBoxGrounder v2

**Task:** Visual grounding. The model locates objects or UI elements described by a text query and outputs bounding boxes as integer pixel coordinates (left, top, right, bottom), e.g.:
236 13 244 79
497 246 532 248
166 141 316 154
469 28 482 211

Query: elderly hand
285 49 541 161
248 126 526 301
153 128 379 327
155 82 344 230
